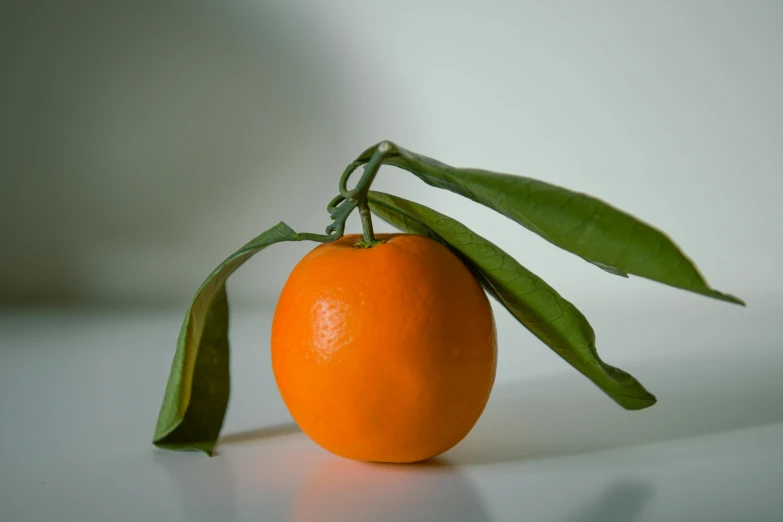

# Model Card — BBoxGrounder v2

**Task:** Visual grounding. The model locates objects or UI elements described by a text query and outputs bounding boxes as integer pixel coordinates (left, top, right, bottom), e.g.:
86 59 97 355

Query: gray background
2 3 783 521
2 0 781 309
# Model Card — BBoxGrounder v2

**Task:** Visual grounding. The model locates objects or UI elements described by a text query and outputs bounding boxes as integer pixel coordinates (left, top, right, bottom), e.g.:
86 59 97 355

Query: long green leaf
368 191 656 410
358 142 743 305
153 222 305 455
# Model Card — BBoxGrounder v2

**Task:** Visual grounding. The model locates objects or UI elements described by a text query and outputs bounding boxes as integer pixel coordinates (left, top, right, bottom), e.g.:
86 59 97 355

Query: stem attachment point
298 142 392 245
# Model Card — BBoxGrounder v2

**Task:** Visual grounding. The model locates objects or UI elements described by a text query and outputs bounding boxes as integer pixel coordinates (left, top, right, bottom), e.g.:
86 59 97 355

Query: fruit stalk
339 141 391 247
357 201 377 245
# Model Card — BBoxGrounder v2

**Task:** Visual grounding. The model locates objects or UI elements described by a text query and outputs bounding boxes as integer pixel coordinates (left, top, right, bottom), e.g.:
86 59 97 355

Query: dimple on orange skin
271 233 498 463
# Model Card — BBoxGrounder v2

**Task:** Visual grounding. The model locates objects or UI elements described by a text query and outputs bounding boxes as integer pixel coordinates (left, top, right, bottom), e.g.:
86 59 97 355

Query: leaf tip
198 445 217 457
152 439 217 456
710 291 746 307
613 389 657 411
728 295 747 307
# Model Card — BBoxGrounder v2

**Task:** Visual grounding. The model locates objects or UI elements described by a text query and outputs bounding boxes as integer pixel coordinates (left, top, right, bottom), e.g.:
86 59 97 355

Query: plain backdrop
1 0 781 309
2 5 783 521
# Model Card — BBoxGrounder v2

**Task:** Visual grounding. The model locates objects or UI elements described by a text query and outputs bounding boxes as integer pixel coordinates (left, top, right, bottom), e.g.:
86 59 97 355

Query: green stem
357 201 375 243
297 141 391 245
339 141 391 245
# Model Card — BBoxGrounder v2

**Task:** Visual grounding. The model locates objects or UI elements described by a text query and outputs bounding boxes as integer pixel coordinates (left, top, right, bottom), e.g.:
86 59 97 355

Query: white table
2 296 781 521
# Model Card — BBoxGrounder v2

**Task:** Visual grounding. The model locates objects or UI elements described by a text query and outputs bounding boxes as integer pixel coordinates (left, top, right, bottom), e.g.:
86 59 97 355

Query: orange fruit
271 233 497 463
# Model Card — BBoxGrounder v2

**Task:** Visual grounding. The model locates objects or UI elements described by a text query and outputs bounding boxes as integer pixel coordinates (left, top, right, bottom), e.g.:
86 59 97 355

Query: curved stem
297 142 391 245
340 141 391 244
339 142 390 200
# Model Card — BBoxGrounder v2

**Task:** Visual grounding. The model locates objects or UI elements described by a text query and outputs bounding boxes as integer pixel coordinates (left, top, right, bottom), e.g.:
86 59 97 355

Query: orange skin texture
271 233 497 463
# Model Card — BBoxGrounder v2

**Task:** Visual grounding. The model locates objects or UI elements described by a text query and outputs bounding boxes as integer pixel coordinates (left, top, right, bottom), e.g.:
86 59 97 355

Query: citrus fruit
271 233 497 463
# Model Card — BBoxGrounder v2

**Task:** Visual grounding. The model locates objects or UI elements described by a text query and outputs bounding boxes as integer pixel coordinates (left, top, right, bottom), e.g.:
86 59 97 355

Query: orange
271 233 497 463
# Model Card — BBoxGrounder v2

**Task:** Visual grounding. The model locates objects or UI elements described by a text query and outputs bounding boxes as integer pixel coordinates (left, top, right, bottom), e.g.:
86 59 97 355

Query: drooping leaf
357 142 743 305
153 222 306 455
368 191 656 410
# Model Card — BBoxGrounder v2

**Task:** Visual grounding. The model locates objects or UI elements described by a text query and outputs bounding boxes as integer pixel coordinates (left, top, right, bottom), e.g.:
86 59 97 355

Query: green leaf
368 191 656 410
153 222 305 455
357 142 743 306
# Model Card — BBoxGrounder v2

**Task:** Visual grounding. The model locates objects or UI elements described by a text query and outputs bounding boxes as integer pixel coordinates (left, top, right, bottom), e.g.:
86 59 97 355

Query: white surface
3 3 781 520
2 296 782 521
